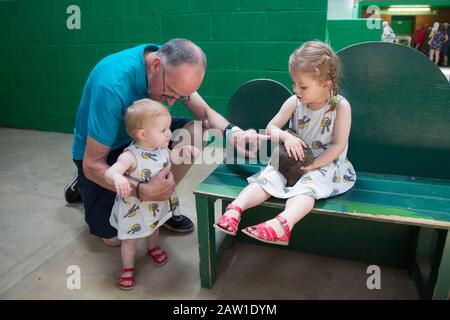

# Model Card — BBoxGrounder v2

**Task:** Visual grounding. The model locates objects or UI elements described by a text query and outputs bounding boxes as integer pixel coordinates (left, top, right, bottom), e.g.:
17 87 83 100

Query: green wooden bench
194 42 450 299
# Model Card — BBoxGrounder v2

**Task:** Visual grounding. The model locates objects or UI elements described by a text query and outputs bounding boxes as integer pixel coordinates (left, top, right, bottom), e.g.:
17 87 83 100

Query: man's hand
230 129 270 158
138 165 176 201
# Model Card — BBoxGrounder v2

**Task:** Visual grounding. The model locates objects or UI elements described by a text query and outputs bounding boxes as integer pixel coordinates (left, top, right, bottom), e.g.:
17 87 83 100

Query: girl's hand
181 145 201 159
171 145 200 164
114 175 132 198
300 163 315 172
284 135 308 161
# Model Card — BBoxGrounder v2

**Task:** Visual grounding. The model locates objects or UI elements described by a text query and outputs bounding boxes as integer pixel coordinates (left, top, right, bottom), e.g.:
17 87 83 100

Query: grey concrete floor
0 127 419 299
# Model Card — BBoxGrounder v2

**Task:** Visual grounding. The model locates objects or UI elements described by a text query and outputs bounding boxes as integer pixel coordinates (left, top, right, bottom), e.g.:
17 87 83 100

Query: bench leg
195 195 217 289
433 230 450 300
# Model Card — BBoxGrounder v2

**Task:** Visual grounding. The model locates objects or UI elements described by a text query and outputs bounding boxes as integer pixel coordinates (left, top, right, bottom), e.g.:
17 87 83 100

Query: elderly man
66 38 268 246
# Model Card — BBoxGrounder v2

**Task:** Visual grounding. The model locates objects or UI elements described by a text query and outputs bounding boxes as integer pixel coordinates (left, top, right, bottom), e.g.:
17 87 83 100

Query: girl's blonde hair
289 40 340 112
124 98 170 139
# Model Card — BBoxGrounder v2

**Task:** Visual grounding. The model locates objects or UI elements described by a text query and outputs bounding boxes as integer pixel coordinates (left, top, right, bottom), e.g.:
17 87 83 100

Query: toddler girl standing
106 98 198 289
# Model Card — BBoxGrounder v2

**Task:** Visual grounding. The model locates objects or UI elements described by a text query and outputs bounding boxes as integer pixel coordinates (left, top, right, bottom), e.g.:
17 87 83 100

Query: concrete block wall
0 0 327 133
328 19 382 52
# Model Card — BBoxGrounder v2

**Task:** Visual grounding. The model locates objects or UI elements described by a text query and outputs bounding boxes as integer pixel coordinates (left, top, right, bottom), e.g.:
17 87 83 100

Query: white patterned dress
109 142 179 240
248 96 356 199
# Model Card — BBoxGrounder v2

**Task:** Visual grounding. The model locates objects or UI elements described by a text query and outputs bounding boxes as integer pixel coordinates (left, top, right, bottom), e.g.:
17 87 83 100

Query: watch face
224 124 234 136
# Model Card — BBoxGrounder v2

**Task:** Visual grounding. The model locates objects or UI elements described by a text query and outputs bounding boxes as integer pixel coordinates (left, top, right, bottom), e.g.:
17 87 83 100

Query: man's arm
183 92 229 132
83 136 117 191
183 92 270 157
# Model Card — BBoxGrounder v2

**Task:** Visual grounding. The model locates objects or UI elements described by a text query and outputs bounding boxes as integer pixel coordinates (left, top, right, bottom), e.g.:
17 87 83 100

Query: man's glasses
160 62 190 102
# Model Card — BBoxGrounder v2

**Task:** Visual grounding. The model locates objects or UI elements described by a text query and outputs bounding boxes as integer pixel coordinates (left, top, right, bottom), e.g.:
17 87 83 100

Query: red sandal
147 246 168 266
213 204 243 236
118 267 135 290
242 215 291 246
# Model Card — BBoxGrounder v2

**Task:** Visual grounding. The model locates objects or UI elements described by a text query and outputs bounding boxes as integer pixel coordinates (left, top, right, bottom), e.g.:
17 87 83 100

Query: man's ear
149 56 162 73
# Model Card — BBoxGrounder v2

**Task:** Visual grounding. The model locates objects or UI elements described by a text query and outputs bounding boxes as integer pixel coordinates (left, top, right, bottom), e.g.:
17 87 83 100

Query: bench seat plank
194 164 450 229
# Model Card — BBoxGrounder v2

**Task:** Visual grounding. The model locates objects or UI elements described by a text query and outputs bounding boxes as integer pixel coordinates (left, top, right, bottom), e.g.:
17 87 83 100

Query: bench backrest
227 78 292 131
338 42 450 180
227 79 292 163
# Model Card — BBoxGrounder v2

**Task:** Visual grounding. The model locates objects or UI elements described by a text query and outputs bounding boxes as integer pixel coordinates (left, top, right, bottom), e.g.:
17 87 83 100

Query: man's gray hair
158 38 207 69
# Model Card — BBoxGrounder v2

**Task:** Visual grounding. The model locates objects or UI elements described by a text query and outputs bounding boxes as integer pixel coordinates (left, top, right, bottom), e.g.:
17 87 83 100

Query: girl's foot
147 246 168 266
213 204 243 236
118 267 135 290
242 215 291 246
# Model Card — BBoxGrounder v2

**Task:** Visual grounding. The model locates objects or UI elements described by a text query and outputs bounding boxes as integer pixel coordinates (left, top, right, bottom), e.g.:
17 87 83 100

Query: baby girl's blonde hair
125 98 170 139
289 40 340 112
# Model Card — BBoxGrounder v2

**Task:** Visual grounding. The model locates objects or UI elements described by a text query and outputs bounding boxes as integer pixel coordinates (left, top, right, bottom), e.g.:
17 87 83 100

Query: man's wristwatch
224 123 242 141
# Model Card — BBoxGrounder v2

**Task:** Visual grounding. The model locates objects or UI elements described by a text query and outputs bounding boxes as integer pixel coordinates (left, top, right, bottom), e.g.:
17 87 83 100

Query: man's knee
102 236 122 247
79 180 118 240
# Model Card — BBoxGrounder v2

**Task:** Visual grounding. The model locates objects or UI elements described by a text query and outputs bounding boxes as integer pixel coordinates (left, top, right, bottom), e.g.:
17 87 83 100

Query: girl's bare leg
435 50 440 65
120 238 139 286
281 194 315 229
246 194 315 238
146 229 159 249
430 49 435 62
146 229 168 265
216 183 271 232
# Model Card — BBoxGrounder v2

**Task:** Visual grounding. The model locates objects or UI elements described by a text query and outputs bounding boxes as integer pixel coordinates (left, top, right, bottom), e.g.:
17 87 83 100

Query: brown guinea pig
270 129 314 187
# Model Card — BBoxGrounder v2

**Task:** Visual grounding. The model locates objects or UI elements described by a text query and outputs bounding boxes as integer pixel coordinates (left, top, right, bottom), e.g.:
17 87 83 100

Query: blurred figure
381 21 396 42
442 22 449 66
413 24 429 51
429 22 447 65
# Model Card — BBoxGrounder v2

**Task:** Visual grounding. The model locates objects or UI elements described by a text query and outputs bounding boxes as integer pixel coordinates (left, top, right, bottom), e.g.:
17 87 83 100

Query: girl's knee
287 194 315 207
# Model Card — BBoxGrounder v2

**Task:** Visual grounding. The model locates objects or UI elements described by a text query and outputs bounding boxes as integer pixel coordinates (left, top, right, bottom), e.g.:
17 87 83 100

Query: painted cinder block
0 0 328 132
163 14 212 41
212 13 267 41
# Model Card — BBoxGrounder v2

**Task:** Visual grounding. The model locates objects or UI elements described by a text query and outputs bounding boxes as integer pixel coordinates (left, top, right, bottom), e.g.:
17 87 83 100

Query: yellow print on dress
127 223 142 234
169 197 180 213
148 203 160 217
123 204 139 218
141 151 158 161
140 169 152 182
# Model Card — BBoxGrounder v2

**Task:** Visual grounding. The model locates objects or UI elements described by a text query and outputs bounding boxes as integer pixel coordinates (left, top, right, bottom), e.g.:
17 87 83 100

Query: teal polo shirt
72 44 160 160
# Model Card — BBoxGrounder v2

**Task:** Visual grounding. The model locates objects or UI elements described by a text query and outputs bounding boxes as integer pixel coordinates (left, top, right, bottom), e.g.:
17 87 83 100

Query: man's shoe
163 215 194 233
64 175 82 204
